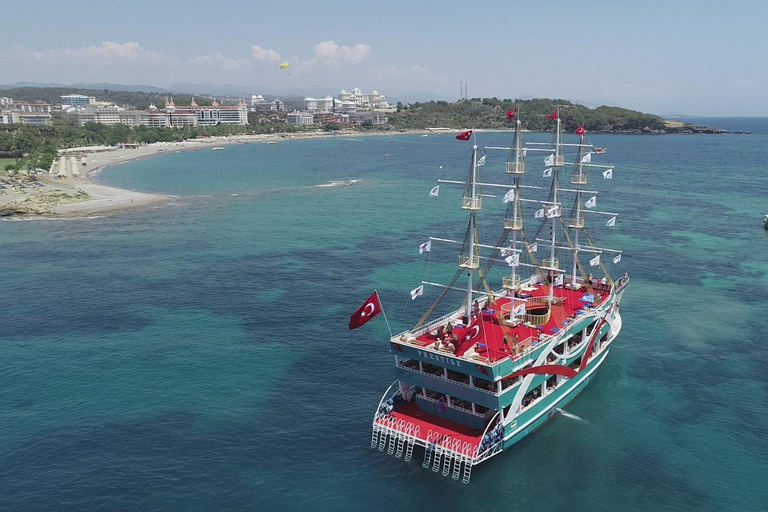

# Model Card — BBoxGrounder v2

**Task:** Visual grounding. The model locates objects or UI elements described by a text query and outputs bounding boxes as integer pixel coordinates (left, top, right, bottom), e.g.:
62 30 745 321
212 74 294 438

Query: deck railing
397 360 499 396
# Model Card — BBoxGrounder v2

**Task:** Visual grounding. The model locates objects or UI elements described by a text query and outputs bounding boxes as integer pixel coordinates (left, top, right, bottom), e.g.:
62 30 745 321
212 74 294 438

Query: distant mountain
168 82 326 98
0 81 69 90
0 81 170 93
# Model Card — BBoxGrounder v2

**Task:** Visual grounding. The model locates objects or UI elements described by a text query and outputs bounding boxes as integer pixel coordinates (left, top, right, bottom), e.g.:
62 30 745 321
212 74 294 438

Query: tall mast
547 108 563 304
459 134 482 321
570 132 587 287
504 106 525 292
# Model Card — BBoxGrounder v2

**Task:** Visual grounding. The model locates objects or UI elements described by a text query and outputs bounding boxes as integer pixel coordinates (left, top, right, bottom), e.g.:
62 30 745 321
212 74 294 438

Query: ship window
501 378 517 390
521 387 540 408
584 320 597 337
447 370 470 385
475 404 489 414
422 363 443 376
546 375 557 393
399 358 419 369
425 389 446 402
474 376 494 392
569 356 582 369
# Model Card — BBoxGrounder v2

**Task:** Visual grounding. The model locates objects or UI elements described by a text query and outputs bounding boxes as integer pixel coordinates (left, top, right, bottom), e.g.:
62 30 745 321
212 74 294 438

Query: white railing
397 361 498 396
419 393 485 418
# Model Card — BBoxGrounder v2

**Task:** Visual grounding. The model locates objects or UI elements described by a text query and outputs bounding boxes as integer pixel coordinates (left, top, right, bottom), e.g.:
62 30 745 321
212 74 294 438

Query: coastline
0 129 433 219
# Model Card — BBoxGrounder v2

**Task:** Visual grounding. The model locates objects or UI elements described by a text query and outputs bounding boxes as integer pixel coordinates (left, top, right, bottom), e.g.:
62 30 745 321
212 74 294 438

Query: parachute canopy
279 62 289 70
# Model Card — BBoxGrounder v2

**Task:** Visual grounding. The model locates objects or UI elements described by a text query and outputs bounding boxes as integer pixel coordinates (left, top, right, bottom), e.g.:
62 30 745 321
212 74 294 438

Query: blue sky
2 0 766 115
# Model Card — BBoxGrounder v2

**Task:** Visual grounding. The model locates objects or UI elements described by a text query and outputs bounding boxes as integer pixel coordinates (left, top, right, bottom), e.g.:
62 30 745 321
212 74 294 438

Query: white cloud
189 53 251 72
728 77 760 91
312 40 371 64
252 45 281 62
21 41 170 66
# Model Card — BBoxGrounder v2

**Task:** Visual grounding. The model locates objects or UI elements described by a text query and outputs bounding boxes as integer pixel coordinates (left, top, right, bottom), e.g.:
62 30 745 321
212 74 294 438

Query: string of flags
589 255 601 267
505 254 520 267
544 154 554 166
607 216 616 226
581 152 592 164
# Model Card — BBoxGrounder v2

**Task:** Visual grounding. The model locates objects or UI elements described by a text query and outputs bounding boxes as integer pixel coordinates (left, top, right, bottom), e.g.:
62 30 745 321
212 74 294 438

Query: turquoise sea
1 119 768 511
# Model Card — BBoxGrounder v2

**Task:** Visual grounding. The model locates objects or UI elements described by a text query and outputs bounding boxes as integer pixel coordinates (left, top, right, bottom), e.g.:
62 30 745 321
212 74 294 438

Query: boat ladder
422 430 435 468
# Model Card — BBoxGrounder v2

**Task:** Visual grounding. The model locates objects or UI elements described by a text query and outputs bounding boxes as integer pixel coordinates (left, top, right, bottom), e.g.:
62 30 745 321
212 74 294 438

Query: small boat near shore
211 147 226 151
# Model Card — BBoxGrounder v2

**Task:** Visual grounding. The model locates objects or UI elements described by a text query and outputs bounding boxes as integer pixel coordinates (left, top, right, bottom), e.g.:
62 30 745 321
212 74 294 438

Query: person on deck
502 333 510 352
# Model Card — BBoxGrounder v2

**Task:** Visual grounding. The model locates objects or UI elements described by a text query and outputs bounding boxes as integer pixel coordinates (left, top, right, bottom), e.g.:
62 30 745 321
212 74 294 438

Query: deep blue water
2 122 768 511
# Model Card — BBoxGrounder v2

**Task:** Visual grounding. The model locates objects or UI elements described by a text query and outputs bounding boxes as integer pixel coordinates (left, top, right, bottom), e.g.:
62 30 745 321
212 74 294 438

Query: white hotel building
63 97 248 128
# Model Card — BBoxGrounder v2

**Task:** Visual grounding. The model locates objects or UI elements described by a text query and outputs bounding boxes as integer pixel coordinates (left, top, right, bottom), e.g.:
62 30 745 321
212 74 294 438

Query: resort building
1 97 14 106
6 102 52 113
333 100 357 114
304 96 334 113
0 110 52 125
338 88 389 109
347 112 388 125
61 94 96 108
286 111 314 126
62 97 248 128
62 105 144 127
250 95 285 112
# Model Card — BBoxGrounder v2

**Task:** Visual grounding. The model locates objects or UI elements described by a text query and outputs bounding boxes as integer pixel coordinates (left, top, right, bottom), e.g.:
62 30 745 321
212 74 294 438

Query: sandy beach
0 129 450 219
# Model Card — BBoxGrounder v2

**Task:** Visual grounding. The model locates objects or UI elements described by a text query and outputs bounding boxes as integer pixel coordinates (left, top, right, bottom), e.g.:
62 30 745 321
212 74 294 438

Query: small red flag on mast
505 109 517 119
576 125 586 136
455 129 473 141
348 291 383 329
546 109 558 120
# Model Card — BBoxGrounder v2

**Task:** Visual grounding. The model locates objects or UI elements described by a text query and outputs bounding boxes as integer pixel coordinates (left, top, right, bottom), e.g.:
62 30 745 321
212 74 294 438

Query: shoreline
0 129 431 219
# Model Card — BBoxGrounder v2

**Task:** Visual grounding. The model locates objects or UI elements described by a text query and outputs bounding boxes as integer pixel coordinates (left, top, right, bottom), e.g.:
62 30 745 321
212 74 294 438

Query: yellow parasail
279 62 289 70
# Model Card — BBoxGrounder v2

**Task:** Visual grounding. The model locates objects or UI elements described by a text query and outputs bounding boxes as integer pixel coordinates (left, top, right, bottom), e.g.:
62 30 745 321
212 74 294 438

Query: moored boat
368 109 629 483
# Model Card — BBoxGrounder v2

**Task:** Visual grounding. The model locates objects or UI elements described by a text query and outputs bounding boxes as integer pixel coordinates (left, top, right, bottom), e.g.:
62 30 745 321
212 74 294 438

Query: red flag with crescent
349 291 383 329
505 109 517 119
576 125 586 136
546 110 558 120
456 130 473 141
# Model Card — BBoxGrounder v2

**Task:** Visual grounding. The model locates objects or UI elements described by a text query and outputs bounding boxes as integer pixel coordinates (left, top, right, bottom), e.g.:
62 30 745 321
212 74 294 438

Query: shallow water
1 123 768 511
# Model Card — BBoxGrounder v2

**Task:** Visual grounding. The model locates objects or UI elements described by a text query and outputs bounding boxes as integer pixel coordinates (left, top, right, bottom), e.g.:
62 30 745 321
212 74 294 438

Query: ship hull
501 346 609 450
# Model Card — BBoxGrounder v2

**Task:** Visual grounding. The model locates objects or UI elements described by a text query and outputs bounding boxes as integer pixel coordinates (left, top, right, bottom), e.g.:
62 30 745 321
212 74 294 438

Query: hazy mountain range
0 81 448 105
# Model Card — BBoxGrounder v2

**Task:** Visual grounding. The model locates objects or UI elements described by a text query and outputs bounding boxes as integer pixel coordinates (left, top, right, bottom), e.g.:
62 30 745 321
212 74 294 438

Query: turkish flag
576 125 586 136
348 291 382 329
546 110 558 120
455 130 473 141
505 109 517 119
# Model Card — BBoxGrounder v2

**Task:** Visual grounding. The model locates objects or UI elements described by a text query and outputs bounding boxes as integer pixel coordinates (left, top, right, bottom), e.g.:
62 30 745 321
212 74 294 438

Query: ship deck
413 283 608 364
377 399 485 450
